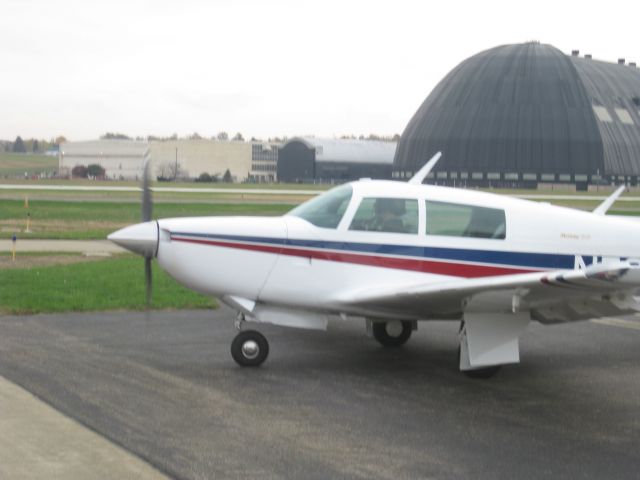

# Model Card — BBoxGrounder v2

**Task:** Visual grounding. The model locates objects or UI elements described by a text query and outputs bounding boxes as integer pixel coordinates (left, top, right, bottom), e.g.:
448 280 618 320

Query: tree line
3 131 401 154
3 135 67 154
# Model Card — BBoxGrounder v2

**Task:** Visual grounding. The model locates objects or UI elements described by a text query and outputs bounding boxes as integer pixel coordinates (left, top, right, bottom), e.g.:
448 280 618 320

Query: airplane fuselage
146 181 640 319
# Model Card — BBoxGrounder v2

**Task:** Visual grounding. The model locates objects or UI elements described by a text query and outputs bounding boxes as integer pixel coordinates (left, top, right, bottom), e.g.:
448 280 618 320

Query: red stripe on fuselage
171 236 536 278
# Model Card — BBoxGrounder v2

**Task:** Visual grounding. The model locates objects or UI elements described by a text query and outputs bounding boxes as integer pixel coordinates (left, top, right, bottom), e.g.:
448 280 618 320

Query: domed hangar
394 42 640 189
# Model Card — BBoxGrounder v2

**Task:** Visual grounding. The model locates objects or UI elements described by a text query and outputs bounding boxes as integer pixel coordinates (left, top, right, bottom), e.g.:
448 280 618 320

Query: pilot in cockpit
369 198 406 233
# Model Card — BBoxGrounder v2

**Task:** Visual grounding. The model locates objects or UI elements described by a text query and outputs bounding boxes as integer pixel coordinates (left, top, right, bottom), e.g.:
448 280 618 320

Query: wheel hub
385 320 403 338
241 340 260 359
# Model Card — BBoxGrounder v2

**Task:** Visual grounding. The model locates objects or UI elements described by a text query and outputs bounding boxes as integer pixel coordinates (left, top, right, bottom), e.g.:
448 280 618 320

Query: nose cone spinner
108 221 159 257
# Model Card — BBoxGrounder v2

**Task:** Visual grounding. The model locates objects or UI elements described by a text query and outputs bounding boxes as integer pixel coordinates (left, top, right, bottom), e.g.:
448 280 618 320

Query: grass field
2 193 639 240
0 255 216 315
0 153 58 177
0 199 292 239
1 184 639 315
0 190 314 204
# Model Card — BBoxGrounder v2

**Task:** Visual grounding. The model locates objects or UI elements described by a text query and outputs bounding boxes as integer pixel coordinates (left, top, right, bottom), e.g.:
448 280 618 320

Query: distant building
149 139 251 182
394 42 640 189
249 143 279 182
59 140 149 179
59 139 281 181
277 137 396 183
45 146 59 157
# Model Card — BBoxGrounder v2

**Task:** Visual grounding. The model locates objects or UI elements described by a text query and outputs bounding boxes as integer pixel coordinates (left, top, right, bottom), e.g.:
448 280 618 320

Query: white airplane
109 153 640 378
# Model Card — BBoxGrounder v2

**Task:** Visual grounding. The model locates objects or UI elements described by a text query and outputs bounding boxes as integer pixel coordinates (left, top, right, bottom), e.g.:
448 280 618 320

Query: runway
0 307 639 479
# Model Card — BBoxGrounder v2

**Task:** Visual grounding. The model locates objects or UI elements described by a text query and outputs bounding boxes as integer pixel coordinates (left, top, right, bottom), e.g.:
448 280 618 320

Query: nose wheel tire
231 330 269 367
372 320 412 347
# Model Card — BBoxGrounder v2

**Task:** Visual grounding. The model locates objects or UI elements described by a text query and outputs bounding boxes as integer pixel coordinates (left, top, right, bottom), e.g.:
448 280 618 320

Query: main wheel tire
231 330 269 367
457 346 501 379
372 320 412 347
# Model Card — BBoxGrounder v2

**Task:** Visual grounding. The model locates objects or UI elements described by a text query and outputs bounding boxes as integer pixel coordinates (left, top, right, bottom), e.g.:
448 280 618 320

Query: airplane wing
338 261 640 323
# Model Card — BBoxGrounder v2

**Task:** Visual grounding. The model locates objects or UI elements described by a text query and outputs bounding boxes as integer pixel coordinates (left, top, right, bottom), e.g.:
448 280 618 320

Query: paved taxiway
0 307 639 479
0 376 167 479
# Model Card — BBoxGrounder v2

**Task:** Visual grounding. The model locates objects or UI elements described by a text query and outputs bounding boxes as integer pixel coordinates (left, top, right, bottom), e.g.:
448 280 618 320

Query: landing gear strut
231 330 269 367
372 320 413 347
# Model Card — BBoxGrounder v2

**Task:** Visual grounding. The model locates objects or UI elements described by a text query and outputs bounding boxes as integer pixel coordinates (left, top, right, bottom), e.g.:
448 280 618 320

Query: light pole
174 146 178 181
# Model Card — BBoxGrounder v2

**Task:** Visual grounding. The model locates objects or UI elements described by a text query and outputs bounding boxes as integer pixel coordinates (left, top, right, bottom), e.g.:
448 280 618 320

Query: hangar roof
287 137 396 164
394 42 640 178
570 55 640 174
60 140 149 157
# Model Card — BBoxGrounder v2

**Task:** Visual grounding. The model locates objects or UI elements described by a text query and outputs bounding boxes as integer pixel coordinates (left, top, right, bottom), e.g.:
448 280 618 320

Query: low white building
59 140 150 179
59 139 279 181
149 139 251 181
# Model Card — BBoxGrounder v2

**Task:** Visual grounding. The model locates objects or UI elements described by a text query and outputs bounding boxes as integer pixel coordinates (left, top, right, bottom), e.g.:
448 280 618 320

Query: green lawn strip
608 210 640 216
0 202 292 240
0 190 315 203
0 199 292 221
0 251 80 257
0 200 294 239
2 197 636 224
2 229 121 240
1 194 638 241
0 153 58 176
0 256 216 315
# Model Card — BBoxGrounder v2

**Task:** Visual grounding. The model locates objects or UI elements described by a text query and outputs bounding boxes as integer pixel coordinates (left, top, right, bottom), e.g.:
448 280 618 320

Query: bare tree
157 161 186 181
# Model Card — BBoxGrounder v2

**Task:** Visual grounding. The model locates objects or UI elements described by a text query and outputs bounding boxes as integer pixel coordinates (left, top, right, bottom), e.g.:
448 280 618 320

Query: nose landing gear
231 314 269 367
231 330 269 366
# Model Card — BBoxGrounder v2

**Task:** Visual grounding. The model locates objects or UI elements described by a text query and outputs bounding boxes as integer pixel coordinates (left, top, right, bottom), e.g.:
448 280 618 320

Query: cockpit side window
425 200 506 239
288 184 353 228
349 198 419 234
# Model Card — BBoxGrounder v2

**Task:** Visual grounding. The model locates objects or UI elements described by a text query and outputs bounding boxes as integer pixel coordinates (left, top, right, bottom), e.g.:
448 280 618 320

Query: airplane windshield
288 184 353 228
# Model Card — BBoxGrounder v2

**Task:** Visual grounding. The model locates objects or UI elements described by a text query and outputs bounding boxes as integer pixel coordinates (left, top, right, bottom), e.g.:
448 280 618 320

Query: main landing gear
230 314 269 367
372 320 413 347
457 320 505 379
457 346 502 379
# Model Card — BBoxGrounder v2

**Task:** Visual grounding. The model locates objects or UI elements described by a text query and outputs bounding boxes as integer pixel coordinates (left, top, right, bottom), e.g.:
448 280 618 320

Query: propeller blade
142 158 153 308
145 255 152 307
141 158 153 222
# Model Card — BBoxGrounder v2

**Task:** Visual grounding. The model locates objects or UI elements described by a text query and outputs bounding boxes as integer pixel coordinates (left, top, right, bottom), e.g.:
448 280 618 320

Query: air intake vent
630 62 637 68
585 54 592 59
571 50 579 56
618 58 626 65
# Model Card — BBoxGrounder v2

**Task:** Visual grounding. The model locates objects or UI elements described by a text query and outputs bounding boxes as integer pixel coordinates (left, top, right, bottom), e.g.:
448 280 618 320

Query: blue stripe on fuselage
170 231 576 270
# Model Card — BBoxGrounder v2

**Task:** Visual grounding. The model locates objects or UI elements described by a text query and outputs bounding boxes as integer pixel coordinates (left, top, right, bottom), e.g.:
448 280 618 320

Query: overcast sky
1 0 638 141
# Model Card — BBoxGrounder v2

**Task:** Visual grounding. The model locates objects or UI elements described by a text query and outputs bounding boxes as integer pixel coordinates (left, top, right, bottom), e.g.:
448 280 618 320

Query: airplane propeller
107 158 159 308
141 158 153 307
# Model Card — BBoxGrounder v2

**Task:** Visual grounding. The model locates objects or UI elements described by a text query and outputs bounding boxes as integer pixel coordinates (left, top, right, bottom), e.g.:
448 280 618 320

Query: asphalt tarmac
0 307 639 479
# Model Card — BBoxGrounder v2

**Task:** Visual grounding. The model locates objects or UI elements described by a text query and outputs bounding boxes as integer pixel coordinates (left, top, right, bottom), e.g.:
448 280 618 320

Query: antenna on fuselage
408 151 442 185
593 185 625 215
